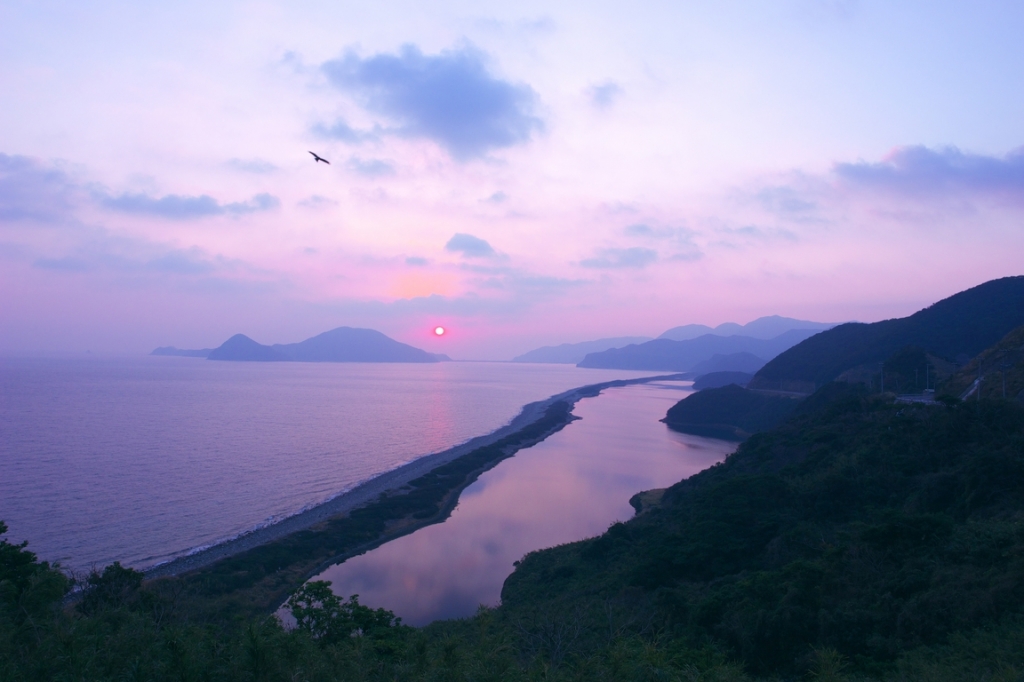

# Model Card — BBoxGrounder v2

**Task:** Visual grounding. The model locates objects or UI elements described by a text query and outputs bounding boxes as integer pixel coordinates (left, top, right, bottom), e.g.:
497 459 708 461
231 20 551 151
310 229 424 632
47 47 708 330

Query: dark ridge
751 275 1024 391
662 383 801 440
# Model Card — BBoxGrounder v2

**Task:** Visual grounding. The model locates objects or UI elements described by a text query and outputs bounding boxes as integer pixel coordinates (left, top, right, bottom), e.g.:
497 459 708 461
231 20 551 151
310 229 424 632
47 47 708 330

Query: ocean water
0 356 661 571
306 381 736 625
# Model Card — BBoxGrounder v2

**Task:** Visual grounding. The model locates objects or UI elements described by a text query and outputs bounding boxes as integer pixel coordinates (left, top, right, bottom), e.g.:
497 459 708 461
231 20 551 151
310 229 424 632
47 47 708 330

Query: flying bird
308 151 330 164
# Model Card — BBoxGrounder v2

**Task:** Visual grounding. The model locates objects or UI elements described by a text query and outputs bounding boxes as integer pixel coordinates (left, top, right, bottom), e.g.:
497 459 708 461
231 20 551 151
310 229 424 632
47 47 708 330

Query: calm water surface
308 381 736 625
0 357 659 571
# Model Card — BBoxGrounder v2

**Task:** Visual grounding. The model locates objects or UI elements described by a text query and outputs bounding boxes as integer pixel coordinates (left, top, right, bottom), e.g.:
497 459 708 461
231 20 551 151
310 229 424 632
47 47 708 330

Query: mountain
206 327 441 363
271 327 440 363
656 324 715 341
687 351 766 375
151 346 213 358
662 382 801 440
659 315 835 341
207 334 289 361
577 328 821 371
511 336 653 364
749 276 1024 392
691 371 754 390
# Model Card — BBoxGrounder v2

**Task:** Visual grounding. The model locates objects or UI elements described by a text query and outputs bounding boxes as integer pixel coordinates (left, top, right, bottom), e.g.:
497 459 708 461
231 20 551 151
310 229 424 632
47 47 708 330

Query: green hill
662 383 800 440
502 384 1024 678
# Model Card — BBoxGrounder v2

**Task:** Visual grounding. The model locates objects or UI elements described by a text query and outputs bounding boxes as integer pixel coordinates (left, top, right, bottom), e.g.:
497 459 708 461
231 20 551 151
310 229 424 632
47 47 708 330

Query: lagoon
308 380 736 625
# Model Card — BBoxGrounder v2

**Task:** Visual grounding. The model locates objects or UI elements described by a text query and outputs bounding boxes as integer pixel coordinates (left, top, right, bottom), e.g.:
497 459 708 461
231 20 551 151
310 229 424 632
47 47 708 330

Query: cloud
322 44 542 159
484 191 508 204
101 192 280 219
587 81 623 109
0 153 78 222
23 220 250 278
226 158 278 173
405 256 429 266
312 118 375 143
298 195 338 209
720 225 797 242
346 156 396 177
755 186 817 214
34 245 218 275
623 223 701 252
667 251 703 262
834 145 1024 200
580 247 657 269
445 233 506 259
0 154 283 225
623 223 655 237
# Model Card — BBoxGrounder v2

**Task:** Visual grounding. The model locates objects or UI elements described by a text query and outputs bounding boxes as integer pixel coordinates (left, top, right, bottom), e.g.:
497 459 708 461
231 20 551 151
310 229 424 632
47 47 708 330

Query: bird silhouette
308 151 330 164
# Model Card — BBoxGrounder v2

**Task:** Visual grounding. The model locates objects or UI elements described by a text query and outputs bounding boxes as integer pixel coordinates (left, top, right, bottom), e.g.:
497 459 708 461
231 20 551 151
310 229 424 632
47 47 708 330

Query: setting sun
434 326 445 336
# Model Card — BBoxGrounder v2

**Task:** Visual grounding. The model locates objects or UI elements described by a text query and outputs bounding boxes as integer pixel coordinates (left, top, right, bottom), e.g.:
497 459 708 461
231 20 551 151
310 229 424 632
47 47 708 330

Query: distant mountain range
153 327 449 364
664 275 1024 441
511 316 834 367
577 328 824 372
659 315 836 341
511 337 653 364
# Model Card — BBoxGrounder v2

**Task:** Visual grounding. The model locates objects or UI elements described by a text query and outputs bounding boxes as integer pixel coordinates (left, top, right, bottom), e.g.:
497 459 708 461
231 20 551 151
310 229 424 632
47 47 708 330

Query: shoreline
145 372 689 581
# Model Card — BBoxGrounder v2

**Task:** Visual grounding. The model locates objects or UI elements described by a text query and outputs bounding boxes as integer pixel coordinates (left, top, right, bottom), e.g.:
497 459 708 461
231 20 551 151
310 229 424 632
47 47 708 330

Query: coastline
145 373 689 581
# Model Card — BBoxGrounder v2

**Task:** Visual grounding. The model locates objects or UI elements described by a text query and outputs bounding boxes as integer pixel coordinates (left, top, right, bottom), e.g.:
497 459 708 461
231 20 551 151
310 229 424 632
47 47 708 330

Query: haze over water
0 357 660 571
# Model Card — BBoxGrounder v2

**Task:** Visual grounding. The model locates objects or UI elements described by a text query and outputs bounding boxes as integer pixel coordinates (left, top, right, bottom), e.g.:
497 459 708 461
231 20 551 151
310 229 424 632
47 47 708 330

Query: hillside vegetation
941 324 1024 401
662 383 799 440
502 385 1024 678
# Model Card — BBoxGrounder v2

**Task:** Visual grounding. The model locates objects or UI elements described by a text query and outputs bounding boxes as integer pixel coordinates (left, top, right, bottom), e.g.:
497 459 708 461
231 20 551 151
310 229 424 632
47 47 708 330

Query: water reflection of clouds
312 382 736 625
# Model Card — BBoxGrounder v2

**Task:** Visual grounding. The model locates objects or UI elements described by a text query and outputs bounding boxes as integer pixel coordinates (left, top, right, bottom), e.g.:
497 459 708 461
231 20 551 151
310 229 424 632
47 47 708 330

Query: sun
434 326 446 336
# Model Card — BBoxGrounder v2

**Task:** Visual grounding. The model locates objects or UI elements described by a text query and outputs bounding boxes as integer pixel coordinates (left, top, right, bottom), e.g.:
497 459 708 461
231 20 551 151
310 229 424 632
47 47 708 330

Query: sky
2 0 1023 360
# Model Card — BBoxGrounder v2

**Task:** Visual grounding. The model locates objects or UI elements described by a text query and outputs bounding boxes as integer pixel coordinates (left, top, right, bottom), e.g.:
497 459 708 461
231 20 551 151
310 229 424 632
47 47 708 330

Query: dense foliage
663 383 801 440
942 324 1024 401
504 385 1024 677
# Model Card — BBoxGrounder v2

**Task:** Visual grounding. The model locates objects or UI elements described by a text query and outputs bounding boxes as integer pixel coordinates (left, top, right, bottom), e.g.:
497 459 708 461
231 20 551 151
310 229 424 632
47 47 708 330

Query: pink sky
2 1 1023 359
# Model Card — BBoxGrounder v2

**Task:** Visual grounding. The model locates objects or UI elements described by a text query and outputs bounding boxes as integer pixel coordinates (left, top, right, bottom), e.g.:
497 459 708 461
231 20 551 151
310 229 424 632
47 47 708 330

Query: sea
0 356 671 573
